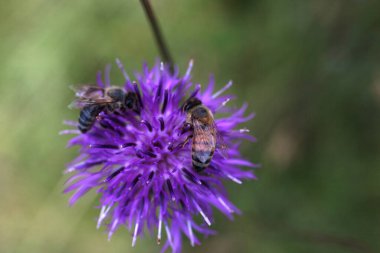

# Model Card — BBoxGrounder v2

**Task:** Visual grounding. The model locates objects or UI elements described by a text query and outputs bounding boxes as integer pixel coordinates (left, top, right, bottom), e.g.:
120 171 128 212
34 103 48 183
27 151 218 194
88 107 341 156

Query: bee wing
68 97 114 109
192 119 228 159
215 130 229 159
71 85 105 99
192 119 217 146
213 122 229 159
69 85 113 109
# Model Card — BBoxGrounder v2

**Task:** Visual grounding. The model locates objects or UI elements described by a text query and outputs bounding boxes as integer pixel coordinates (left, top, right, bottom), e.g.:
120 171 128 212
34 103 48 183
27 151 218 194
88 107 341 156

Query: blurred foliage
0 0 379 252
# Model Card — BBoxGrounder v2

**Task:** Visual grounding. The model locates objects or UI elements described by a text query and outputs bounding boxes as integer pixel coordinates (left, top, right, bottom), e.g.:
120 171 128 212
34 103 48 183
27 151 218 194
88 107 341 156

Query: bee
182 97 226 172
70 86 140 133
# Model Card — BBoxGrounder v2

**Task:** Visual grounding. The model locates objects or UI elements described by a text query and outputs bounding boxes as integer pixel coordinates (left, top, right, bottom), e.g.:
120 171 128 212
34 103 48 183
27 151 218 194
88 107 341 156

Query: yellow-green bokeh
1 0 379 253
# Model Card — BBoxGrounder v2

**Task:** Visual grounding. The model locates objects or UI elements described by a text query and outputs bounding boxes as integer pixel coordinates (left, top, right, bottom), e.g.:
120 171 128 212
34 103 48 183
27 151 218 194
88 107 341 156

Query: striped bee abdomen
191 134 216 172
78 104 105 133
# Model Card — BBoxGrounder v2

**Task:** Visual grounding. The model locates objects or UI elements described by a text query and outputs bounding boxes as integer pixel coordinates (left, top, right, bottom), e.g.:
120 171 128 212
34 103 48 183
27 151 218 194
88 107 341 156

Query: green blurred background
1 0 379 252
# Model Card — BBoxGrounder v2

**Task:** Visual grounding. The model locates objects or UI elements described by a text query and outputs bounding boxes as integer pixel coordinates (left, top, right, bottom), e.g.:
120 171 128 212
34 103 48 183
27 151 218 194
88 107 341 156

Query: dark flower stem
140 0 174 73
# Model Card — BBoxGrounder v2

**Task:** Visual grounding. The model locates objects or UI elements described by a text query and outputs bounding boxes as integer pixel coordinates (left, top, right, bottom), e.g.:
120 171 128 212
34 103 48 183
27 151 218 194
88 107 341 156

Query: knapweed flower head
62 59 256 253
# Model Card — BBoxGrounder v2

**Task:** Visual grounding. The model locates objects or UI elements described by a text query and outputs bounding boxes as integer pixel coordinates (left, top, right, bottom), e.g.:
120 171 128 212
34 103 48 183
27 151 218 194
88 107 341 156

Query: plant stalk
140 0 174 73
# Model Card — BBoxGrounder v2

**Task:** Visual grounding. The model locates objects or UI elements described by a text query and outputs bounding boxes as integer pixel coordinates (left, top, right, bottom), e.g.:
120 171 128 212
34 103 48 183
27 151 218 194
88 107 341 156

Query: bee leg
180 134 193 148
180 122 193 135
104 104 114 114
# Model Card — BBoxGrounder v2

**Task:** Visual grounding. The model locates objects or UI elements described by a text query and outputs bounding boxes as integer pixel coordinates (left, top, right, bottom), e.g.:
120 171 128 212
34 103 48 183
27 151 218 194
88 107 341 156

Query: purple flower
62 59 256 253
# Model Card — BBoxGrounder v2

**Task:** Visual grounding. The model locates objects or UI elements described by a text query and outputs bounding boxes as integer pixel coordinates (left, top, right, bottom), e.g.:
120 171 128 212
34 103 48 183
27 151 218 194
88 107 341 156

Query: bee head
182 97 202 113
124 92 141 113
107 88 126 102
